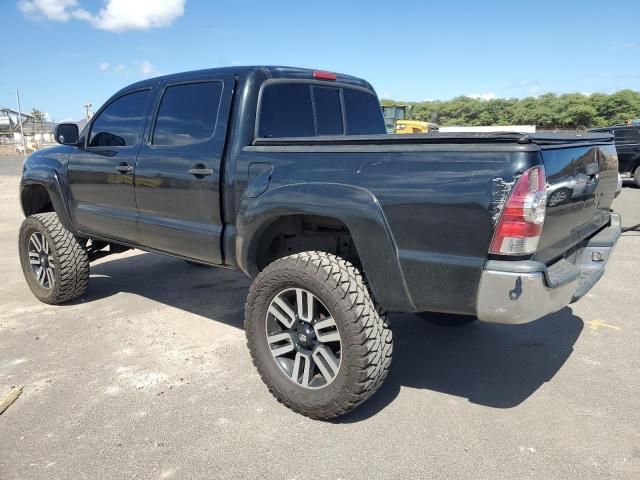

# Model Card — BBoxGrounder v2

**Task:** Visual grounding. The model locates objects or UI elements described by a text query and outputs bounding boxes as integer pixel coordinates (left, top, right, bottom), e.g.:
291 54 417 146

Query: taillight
490 165 547 255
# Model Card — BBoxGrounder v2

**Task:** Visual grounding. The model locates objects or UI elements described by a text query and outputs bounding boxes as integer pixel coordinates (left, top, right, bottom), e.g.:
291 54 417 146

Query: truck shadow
339 309 583 422
80 251 584 421
79 251 252 328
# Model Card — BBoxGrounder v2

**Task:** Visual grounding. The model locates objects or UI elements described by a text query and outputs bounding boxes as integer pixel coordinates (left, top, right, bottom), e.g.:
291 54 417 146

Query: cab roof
122 65 373 93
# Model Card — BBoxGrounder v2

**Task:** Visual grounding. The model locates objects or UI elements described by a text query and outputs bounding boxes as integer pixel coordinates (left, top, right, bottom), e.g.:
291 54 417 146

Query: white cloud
18 0 185 32
18 0 78 21
99 61 110 71
139 60 155 77
115 64 125 72
468 93 497 101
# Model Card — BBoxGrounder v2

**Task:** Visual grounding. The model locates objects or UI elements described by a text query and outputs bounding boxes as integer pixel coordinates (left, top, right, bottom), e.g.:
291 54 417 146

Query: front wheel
245 252 392 419
19 212 89 304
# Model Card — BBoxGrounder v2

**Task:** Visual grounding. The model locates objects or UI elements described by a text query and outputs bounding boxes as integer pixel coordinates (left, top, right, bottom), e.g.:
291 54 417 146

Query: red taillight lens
490 165 547 255
313 70 337 81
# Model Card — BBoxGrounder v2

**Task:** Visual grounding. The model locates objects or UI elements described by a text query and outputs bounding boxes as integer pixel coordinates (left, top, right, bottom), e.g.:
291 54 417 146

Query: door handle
115 163 133 174
188 167 214 177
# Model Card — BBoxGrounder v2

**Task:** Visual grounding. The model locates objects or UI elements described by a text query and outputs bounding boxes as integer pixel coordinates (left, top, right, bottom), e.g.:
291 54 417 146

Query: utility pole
16 90 26 154
84 103 92 120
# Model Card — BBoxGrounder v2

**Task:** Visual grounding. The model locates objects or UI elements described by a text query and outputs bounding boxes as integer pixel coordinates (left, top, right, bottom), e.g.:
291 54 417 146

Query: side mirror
55 123 79 145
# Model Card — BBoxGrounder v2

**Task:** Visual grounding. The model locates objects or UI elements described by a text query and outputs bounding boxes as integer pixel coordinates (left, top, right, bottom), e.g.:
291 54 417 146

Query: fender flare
21 167 78 235
235 182 417 312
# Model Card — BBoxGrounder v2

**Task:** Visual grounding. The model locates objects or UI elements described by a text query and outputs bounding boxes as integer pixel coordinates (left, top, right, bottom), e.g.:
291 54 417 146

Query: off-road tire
245 251 392 420
419 312 477 326
19 212 89 304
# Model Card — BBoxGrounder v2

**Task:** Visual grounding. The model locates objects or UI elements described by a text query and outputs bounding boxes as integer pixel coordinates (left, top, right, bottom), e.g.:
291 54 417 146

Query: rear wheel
19 212 89 304
245 251 392 419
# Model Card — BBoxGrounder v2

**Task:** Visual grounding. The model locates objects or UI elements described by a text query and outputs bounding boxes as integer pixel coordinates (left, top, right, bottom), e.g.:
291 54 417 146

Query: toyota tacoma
19 66 621 419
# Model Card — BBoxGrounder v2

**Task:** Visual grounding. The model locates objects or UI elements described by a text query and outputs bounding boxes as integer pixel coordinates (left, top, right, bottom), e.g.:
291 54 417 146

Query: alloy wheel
265 288 342 389
28 232 55 289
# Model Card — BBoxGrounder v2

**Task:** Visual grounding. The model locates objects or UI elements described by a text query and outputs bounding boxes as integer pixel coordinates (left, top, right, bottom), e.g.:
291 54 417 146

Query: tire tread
245 251 392 419
20 212 89 304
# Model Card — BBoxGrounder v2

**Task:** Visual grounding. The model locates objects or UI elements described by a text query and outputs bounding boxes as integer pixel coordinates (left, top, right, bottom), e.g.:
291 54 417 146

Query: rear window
313 87 343 135
258 82 385 138
343 89 386 135
258 83 315 138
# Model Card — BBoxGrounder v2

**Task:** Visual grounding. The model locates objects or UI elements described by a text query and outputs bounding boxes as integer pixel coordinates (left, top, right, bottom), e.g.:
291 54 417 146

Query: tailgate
536 144 618 263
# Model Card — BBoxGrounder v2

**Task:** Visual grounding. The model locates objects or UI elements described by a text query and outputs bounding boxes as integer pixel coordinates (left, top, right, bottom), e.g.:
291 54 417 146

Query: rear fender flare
235 182 417 312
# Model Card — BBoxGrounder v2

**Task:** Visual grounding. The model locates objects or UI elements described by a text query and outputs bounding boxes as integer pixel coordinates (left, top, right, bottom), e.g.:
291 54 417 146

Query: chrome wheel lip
28 232 55 289
265 287 342 390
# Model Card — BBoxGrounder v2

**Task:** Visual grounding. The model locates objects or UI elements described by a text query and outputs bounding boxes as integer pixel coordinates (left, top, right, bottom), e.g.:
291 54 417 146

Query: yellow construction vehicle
394 120 438 134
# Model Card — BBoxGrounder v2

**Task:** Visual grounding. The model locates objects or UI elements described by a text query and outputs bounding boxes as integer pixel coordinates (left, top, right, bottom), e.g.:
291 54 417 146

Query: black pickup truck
19 66 621 419
589 125 640 186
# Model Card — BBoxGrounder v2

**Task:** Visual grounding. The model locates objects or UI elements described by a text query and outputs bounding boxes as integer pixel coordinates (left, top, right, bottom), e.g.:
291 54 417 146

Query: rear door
67 88 153 243
134 73 235 264
537 143 618 263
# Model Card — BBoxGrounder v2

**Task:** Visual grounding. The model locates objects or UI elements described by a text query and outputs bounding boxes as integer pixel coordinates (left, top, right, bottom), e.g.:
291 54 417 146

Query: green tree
383 89 640 129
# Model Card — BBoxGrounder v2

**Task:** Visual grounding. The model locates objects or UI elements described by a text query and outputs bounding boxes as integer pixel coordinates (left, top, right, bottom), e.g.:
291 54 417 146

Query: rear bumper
476 213 621 324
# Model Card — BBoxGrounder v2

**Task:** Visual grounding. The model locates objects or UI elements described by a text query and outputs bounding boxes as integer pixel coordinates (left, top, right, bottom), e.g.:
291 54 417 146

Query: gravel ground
0 155 639 479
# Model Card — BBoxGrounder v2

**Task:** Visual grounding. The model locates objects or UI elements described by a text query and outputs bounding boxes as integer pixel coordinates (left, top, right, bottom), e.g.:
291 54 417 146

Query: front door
134 73 235 264
67 88 153 243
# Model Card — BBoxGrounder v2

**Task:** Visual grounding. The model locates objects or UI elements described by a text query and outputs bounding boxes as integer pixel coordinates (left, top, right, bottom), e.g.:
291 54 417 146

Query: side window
152 82 223 146
343 89 386 135
313 87 343 135
258 84 314 138
89 90 150 147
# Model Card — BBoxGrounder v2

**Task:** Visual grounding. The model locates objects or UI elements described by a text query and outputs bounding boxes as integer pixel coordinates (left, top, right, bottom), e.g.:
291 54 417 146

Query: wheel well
255 215 361 272
21 184 54 216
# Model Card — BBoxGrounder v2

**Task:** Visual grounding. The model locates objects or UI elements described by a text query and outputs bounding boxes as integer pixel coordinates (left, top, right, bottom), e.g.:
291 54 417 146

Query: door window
89 90 151 147
152 82 223 146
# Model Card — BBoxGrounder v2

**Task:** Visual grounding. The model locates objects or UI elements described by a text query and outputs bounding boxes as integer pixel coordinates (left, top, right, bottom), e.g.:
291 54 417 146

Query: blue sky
1 0 639 121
